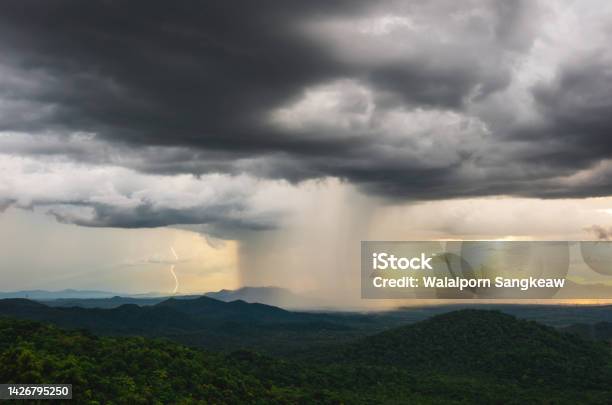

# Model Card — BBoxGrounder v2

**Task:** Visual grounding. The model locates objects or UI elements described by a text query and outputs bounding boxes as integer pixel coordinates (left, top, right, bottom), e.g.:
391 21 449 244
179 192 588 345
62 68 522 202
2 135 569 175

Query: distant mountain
0 289 122 299
39 286 327 310
0 296 373 353
0 298 201 334
156 295 310 323
0 287 325 309
204 286 323 309
0 296 313 331
42 296 170 308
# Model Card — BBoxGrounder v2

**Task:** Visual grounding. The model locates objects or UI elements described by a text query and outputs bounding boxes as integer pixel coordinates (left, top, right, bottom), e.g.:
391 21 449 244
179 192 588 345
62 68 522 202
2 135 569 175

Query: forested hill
1 310 611 403
317 310 612 389
0 296 344 332
0 297 379 354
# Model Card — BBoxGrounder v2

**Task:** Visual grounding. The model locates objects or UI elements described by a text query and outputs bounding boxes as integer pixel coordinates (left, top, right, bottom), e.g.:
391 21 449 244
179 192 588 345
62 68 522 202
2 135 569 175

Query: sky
2 1 612 306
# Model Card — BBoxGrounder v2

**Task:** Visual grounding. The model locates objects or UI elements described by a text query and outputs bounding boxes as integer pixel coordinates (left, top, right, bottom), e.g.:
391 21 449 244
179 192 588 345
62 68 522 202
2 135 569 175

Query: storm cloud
2 0 612 229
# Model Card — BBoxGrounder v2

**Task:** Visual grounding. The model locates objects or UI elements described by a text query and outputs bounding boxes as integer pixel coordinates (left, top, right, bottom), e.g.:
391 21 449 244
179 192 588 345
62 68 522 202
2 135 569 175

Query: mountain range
204 286 323 309
1 295 612 355
1 286 320 309
0 296 379 353
1 308 610 403
0 289 124 300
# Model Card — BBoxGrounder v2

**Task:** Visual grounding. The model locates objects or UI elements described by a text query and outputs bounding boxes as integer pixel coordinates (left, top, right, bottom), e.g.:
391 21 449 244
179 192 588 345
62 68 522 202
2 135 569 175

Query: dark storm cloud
0 0 362 151
48 201 275 231
1 0 612 214
531 58 612 164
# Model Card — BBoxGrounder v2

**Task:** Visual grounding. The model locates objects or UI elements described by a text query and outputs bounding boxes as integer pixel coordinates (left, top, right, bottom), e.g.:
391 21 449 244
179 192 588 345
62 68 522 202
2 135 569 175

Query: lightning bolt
169 247 179 294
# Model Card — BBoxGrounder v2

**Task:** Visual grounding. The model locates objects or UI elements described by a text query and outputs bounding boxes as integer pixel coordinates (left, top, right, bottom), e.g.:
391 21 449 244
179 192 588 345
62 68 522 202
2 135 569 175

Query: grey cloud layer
1 0 612 229
0 154 289 231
